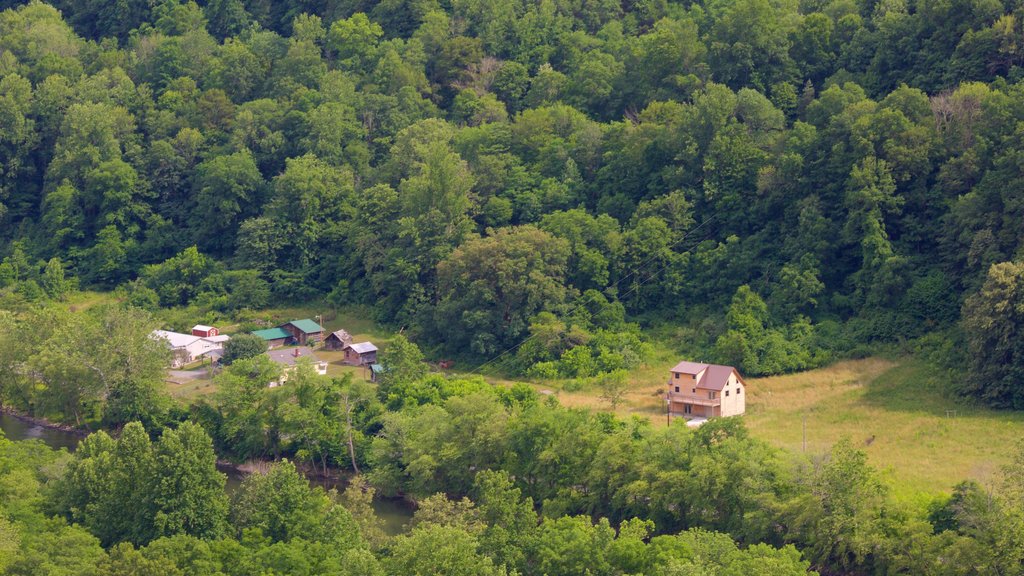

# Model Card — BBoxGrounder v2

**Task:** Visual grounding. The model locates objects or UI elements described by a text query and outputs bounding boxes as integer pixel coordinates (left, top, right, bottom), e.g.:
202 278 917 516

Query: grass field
524 355 1024 503
748 358 1024 502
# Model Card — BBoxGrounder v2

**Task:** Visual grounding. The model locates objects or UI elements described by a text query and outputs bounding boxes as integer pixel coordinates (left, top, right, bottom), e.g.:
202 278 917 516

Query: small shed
343 342 378 366
323 329 353 351
280 319 325 346
192 325 219 337
369 363 383 383
252 327 292 349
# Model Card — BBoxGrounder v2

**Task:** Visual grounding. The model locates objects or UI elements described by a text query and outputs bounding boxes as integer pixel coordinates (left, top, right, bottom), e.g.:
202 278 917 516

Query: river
0 412 413 535
0 412 82 452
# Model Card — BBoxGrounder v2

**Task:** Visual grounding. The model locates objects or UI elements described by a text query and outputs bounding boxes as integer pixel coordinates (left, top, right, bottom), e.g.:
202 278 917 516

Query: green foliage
0 304 170 427
386 523 506 576
150 422 230 540
4 1 1024 570
714 285 825 375
140 246 218 308
782 438 893 573
0 0 1019 379
41 257 75 300
50 421 228 547
961 260 1024 408
375 333 426 402
221 333 266 364
436 226 571 355
5 374 1024 576
596 369 629 409
379 373 497 410
230 459 362 548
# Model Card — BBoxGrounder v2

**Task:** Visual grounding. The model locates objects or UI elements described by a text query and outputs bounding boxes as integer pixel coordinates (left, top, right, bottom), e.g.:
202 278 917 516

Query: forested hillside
2 0 1024 399
4 1 1024 574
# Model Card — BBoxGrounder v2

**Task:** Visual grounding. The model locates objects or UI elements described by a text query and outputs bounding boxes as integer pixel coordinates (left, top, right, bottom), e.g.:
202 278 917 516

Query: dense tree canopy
962 260 1024 408
0 0 1019 385
2 1 1024 575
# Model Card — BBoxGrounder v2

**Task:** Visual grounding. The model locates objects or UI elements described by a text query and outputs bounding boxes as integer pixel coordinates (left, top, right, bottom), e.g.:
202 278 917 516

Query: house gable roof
192 324 215 332
670 360 709 375
671 360 742 391
284 319 324 334
252 327 291 341
699 364 741 391
327 329 352 341
152 330 201 348
345 342 378 354
265 346 320 366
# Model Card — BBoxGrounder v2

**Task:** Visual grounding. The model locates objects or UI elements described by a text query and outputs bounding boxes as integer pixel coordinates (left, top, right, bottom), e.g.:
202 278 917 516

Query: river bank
0 409 85 451
0 406 89 434
0 410 415 534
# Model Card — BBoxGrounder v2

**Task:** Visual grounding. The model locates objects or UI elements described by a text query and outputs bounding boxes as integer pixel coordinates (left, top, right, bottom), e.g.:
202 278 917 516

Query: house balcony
666 381 721 407
667 393 721 407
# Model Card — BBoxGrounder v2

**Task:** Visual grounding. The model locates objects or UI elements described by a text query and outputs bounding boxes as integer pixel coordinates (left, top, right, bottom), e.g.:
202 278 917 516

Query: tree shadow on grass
860 358 1024 424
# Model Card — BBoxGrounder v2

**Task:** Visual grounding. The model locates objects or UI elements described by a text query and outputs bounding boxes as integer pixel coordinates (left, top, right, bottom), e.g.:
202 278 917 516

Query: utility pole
802 413 807 453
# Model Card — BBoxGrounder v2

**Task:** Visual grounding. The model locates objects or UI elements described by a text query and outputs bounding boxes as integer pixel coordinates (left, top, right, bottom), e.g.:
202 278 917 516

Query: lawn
165 372 218 401
522 355 1024 503
745 357 1024 502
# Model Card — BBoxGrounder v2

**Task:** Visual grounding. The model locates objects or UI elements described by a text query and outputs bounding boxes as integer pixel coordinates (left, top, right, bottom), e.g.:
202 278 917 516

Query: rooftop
266 346 321 366
252 327 291 341
284 319 324 334
202 334 231 343
192 324 215 332
670 360 709 375
346 341 378 354
151 330 201 348
670 361 742 391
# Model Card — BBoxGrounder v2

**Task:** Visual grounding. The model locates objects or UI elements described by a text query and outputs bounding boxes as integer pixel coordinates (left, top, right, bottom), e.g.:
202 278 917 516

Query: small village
152 320 745 426
151 318 382 386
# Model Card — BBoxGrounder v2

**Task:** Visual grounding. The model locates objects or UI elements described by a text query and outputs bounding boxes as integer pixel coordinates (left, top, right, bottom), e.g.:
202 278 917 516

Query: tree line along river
0 412 413 535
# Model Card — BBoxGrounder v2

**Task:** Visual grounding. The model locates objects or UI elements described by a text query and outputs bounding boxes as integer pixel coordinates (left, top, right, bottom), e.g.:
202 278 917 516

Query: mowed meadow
744 358 1024 501
529 355 1024 502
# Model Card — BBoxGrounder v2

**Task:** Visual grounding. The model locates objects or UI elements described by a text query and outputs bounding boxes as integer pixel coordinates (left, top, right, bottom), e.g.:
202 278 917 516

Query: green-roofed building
280 319 325 346
252 327 292 348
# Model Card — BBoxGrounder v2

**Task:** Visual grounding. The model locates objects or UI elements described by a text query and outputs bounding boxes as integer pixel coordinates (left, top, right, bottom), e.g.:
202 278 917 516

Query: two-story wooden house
666 361 746 420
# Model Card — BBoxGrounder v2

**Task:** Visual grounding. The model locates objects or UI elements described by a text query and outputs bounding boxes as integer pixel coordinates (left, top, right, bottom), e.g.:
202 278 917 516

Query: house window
692 388 696 393
725 390 730 396
675 373 680 379
737 388 742 394
674 386 680 393
684 404 692 414
709 391 716 399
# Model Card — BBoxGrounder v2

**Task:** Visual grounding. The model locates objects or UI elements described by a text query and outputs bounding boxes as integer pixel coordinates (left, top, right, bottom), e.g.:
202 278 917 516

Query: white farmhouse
151 330 230 368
